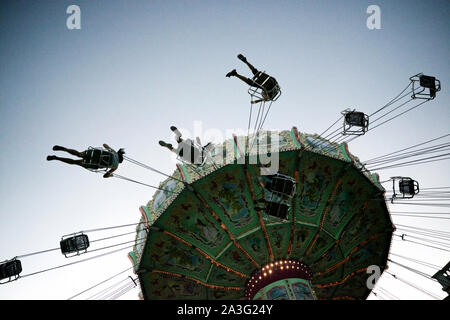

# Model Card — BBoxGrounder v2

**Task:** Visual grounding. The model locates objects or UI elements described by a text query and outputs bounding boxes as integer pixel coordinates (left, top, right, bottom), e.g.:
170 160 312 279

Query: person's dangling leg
159 140 174 151
225 69 237 78
227 70 260 89
170 126 183 143
47 156 84 167
237 54 259 76
160 140 183 160
53 146 84 158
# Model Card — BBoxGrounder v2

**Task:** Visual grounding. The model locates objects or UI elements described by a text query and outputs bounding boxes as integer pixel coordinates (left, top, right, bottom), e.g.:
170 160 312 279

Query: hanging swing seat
432 261 450 295
341 109 369 136
263 173 296 200
257 173 296 220
0 258 22 284
390 176 419 202
60 232 90 258
410 73 441 100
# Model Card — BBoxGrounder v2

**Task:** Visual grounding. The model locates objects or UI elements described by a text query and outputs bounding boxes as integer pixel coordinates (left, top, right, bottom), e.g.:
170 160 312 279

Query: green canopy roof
129 127 394 300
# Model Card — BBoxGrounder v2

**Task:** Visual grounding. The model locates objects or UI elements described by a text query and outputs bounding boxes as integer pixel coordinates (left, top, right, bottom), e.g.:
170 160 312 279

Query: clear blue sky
0 0 449 299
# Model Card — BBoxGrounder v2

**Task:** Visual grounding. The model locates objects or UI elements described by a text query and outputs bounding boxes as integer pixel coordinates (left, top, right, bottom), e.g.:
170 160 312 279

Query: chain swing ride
1 56 448 300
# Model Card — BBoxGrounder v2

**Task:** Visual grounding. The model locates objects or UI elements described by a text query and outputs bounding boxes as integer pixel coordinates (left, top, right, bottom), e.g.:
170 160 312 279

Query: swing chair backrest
419 75 436 90
399 179 418 196
84 148 114 171
345 112 366 127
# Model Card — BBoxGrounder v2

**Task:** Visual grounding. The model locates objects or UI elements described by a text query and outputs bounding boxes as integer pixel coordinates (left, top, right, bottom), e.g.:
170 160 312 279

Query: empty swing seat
60 234 90 256
391 177 419 202
265 201 290 220
0 259 22 282
265 174 296 198
410 73 441 100
432 261 450 294
398 178 419 197
341 109 369 135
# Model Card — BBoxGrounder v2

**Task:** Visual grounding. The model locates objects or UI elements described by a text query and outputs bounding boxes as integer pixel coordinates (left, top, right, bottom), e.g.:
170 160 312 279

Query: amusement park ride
0 58 448 300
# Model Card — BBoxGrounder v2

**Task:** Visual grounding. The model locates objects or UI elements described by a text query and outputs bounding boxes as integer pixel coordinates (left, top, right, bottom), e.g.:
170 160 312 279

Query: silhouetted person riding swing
47 144 125 178
226 54 280 104
159 126 212 165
